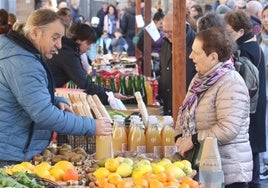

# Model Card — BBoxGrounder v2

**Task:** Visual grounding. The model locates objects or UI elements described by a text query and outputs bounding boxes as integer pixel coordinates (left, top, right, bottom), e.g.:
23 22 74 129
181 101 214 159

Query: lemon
105 158 120 172
20 162 35 172
165 165 186 180
93 167 110 179
181 160 192 168
173 161 185 169
116 163 132 178
157 158 172 168
36 168 51 178
151 163 165 174
50 167 65 181
12 164 27 173
138 164 152 174
131 169 144 180
36 161 51 171
54 161 73 171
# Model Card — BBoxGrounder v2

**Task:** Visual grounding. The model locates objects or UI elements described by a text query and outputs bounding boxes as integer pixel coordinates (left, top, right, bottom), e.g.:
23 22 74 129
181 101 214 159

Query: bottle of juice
95 135 113 160
127 115 141 150
146 116 161 158
129 119 146 154
144 77 153 105
112 115 127 153
161 116 177 158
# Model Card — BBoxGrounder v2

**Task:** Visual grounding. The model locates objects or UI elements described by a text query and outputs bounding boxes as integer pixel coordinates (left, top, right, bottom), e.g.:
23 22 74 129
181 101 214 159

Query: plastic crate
57 134 96 154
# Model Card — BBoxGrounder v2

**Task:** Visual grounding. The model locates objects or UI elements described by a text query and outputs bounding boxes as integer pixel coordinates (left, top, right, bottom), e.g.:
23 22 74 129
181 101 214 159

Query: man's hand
57 102 74 113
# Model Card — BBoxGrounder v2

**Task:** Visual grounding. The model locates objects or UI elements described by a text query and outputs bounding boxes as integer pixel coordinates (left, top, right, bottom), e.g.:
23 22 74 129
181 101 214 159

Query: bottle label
137 146 146 154
154 146 162 158
164 146 177 158
122 143 127 152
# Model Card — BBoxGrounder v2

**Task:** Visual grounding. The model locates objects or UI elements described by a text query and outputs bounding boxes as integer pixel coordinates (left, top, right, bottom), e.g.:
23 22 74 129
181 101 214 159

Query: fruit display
89 157 202 188
1 155 202 188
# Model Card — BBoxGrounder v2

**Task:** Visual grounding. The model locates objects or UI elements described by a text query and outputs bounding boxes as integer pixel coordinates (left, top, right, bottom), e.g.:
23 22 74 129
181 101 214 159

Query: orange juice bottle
161 116 177 158
112 115 127 153
95 135 113 160
129 119 146 154
127 115 140 150
146 116 161 158
144 77 153 105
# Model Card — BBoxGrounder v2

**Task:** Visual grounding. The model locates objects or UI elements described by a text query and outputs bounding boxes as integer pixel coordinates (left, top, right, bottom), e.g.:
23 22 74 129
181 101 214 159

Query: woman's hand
57 102 74 113
114 92 135 100
176 136 194 157
95 118 113 136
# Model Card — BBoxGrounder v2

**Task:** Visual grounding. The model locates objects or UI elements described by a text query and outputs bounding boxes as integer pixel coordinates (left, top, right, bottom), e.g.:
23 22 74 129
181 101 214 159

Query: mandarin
107 173 122 185
149 179 164 188
134 177 149 188
62 168 79 181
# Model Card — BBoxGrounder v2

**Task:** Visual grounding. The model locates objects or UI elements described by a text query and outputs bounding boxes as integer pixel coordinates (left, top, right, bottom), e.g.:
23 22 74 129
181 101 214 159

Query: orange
50 167 65 181
180 183 191 188
142 172 155 182
117 180 134 188
105 158 120 172
103 182 117 188
164 180 180 187
155 171 167 183
62 168 79 181
96 177 108 188
107 173 122 185
134 177 149 187
54 161 74 171
181 176 199 188
149 179 164 188
188 180 199 188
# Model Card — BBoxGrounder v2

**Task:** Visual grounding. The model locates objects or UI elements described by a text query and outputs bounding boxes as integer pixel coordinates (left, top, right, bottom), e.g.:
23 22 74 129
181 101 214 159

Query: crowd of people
1 0 268 187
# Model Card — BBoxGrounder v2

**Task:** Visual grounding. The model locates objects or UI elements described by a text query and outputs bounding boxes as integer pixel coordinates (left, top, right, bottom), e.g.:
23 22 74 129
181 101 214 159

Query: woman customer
175 27 253 188
224 10 266 188
0 9 112 166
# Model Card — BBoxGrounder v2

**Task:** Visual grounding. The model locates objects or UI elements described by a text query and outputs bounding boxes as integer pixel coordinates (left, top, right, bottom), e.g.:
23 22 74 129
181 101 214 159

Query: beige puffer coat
176 68 253 185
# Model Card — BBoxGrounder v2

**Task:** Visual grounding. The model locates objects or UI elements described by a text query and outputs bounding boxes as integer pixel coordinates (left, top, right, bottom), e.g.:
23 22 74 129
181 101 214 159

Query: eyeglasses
226 29 235 35
163 30 173 34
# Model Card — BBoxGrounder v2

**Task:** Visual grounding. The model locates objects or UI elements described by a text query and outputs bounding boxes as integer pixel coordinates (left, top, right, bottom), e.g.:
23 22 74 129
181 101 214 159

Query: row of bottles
111 115 177 159
88 74 159 105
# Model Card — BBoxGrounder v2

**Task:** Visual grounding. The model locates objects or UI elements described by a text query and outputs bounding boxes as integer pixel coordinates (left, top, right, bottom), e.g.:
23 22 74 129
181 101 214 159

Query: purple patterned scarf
178 60 235 137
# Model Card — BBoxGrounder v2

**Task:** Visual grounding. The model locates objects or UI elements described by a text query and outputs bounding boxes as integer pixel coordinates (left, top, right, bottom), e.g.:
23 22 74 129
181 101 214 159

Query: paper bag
198 137 224 188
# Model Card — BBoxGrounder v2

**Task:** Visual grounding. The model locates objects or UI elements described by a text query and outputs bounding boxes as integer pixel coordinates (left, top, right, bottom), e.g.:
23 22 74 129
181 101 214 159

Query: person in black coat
158 14 196 115
47 23 129 104
96 1 108 35
120 1 136 56
225 10 266 188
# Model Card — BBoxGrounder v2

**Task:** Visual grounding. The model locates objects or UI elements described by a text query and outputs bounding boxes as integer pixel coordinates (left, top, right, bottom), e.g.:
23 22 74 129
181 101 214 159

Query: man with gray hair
246 0 263 42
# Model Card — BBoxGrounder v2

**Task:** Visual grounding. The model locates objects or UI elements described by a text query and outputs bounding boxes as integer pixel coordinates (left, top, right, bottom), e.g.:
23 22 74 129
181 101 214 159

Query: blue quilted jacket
0 34 96 161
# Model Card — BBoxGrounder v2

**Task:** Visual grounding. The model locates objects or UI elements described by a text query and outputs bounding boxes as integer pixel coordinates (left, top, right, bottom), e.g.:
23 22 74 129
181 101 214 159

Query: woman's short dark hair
224 10 253 35
153 8 165 21
196 27 235 62
67 23 97 44
197 12 225 32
